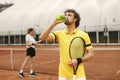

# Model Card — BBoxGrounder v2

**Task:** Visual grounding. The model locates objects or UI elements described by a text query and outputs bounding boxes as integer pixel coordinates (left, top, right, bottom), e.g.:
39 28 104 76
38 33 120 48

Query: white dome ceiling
0 0 120 32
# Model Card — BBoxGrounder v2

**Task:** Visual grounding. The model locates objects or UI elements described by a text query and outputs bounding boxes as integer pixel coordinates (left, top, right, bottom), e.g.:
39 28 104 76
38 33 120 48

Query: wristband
76 58 82 65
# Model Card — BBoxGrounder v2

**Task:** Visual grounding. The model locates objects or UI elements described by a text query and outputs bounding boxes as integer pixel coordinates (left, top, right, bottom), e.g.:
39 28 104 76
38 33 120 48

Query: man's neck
66 24 76 34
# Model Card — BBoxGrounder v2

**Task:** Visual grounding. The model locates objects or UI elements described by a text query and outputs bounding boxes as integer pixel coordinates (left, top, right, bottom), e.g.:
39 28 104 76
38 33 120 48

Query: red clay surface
0 45 120 80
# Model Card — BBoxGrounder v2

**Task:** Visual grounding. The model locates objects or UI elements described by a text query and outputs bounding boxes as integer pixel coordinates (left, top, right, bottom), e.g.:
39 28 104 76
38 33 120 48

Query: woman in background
19 28 38 78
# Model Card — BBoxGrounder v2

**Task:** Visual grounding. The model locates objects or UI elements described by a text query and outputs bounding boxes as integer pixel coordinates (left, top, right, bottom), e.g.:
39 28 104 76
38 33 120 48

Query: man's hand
68 59 78 67
53 19 65 26
39 18 65 41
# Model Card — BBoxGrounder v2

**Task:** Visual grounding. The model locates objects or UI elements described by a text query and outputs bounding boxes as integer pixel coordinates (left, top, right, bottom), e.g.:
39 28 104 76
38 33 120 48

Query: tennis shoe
29 72 36 77
18 72 25 78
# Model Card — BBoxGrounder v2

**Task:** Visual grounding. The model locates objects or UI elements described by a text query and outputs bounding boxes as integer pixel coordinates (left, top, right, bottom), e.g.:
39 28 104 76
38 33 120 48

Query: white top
26 34 36 48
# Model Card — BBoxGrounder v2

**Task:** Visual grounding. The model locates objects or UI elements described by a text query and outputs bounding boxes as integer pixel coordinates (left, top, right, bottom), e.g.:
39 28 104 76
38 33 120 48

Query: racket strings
69 37 85 76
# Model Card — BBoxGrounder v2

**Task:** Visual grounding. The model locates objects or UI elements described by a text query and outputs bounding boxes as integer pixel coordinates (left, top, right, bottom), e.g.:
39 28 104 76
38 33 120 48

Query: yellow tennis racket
69 37 85 80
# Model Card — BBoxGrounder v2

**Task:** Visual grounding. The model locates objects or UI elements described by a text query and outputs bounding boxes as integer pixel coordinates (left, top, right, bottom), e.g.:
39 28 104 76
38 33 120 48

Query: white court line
39 60 56 65
25 60 56 68
94 48 120 50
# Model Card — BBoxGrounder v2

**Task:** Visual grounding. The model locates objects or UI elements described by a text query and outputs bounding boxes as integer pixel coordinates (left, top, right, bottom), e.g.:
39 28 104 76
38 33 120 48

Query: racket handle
37 40 42 44
73 75 76 80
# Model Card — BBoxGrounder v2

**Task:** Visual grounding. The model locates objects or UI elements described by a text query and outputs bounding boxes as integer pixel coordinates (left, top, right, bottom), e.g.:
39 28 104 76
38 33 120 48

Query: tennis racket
37 40 42 44
69 37 85 80
32 40 42 46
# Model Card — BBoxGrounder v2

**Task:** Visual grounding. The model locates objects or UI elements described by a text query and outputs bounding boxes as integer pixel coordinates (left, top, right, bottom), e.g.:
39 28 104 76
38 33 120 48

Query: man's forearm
40 23 56 40
82 48 94 62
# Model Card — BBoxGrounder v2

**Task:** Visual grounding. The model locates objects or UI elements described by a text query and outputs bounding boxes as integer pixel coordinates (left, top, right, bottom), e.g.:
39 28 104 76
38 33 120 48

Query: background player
19 28 38 78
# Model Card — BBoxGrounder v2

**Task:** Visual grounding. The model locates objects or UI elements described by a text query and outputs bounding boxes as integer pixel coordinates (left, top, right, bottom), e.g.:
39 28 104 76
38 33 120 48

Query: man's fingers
68 60 77 67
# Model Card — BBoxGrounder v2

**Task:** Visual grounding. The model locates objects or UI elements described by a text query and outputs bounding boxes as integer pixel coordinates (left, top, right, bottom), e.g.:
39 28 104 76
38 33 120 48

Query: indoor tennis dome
0 0 120 32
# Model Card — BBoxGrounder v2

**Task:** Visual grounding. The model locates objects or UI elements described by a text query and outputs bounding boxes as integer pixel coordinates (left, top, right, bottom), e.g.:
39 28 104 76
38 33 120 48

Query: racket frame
69 37 85 80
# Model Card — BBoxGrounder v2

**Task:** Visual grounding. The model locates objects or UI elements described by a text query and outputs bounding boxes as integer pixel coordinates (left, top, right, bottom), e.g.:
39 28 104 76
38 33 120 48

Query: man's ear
74 18 77 22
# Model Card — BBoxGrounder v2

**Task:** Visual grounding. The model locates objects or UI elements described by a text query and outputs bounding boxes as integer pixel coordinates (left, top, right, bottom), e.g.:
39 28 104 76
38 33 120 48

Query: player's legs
29 48 36 77
29 57 36 76
19 56 30 77
30 57 33 73
20 56 30 72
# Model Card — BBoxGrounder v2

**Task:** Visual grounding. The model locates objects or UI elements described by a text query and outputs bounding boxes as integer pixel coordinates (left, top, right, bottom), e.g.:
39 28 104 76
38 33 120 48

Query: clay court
0 45 120 80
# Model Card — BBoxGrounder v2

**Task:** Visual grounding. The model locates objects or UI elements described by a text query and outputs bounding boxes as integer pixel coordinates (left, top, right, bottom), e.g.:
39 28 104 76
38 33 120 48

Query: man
39 9 94 80
19 28 38 78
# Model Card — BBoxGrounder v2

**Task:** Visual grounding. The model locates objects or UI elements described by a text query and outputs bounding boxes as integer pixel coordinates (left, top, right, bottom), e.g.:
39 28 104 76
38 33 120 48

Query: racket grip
37 40 42 44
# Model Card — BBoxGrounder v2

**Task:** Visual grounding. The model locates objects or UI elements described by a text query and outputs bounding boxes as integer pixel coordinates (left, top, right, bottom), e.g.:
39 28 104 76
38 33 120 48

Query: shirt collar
64 28 78 34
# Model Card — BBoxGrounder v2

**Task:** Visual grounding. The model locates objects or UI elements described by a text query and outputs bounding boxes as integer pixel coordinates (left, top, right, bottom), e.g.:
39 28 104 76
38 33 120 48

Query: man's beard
64 19 74 26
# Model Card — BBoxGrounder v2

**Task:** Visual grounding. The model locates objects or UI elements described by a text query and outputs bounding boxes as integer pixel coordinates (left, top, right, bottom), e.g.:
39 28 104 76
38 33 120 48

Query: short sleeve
26 35 29 42
83 33 93 50
49 33 55 41
50 30 61 42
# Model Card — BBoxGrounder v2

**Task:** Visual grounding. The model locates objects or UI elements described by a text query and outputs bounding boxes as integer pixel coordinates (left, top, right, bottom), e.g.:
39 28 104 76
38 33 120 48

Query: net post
10 48 14 70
